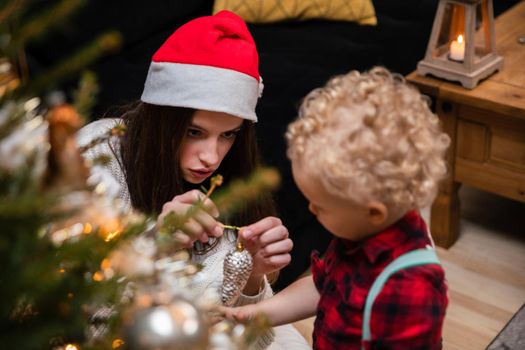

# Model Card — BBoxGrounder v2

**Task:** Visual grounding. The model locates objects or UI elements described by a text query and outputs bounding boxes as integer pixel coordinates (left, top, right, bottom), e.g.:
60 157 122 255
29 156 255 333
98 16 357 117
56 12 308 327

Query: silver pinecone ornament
222 241 253 306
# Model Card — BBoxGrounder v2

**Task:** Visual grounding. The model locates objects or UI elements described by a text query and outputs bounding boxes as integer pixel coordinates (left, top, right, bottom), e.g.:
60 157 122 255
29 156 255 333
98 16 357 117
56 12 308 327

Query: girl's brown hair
119 102 276 225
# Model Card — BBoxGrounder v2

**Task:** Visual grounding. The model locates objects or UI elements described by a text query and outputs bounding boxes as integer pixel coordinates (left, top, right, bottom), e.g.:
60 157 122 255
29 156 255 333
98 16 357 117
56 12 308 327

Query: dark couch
26 0 519 291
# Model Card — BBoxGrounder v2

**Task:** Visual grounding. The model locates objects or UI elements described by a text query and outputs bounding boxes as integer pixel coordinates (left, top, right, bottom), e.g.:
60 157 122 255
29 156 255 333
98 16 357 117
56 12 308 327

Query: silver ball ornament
124 296 208 350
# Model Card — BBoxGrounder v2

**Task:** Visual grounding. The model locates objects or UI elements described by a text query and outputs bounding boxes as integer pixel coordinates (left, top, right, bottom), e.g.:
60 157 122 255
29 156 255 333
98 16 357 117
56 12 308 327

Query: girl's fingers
259 238 293 257
174 190 220 218
192 209 223 237
256 225 289 246
182 218 209 243
240 216 282 240
173 230 192 248
158 189 224 243
240 224 290 256
263 253 292 269
180 214 223 243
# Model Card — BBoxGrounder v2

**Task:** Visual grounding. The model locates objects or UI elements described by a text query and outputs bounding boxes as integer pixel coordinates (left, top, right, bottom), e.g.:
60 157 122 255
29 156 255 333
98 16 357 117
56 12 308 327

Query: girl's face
180 110 243 184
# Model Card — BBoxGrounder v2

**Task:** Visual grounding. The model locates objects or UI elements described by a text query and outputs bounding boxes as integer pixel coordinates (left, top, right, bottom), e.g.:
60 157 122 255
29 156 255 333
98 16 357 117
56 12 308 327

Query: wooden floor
430 186 525 350
293 186 525 349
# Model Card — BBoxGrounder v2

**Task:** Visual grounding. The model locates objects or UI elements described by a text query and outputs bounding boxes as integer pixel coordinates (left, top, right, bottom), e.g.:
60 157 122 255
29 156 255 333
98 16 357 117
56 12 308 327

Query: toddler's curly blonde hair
286 67 450 209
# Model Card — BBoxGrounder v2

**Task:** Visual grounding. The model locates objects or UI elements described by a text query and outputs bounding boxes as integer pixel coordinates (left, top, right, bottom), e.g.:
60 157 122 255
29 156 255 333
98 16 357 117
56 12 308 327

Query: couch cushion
213 0 376 25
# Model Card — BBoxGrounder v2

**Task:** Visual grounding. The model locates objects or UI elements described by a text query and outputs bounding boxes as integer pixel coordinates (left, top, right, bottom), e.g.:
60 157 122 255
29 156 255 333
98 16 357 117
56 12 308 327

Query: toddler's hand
213 304 257 324
240 216 293 276
157 189 223 247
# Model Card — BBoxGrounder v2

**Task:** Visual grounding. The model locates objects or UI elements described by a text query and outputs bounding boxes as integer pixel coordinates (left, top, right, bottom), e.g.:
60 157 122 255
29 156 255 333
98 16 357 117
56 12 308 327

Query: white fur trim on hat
141 62 261 122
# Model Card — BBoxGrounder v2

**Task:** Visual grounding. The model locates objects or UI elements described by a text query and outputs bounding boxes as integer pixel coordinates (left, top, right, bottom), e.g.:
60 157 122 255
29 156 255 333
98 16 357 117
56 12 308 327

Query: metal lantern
417 0 503 89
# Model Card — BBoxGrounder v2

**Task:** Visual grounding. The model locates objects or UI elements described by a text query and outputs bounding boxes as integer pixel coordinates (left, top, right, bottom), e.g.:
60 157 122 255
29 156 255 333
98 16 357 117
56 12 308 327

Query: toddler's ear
367 201 388 226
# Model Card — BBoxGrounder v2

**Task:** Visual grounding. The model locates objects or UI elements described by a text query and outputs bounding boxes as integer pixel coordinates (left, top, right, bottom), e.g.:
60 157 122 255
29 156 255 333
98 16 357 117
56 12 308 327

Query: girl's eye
222 131 239 140
187 128 202 138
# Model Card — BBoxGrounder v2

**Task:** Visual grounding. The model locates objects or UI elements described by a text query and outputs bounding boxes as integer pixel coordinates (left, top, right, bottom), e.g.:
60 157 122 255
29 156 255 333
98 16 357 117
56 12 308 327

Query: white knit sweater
77 119 311 350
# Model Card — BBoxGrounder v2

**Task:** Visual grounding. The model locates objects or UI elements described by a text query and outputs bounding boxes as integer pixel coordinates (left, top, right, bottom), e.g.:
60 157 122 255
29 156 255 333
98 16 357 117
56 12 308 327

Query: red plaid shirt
311 211 448 350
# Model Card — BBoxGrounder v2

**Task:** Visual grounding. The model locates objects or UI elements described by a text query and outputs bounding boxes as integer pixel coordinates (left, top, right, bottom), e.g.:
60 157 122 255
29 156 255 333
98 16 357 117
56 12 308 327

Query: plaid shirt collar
340 210 421 265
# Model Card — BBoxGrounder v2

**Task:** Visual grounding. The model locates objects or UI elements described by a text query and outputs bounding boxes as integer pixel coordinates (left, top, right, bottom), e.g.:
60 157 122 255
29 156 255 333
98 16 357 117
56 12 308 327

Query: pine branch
0 0 27 26
0 98 39 140
10 31 122 100
0 193 148 348
72 70 98 123
7 0 86 51
213 167 280 215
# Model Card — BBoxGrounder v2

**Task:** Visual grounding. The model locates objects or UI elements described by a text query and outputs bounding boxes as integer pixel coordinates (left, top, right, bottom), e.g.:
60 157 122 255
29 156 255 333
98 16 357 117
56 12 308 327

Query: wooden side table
406 1 525 248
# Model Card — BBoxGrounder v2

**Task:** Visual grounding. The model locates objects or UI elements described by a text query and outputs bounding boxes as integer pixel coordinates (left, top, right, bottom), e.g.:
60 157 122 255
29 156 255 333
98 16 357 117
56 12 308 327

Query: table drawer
454 105 525 202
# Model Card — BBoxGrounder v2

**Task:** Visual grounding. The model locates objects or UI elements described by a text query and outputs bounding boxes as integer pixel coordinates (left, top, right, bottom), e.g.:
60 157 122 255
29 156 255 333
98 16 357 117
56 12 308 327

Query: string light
112 339 124 348
101 258 111 270
92 271 104 282
83 223 93 234
101 257 115 279
104 230 121 242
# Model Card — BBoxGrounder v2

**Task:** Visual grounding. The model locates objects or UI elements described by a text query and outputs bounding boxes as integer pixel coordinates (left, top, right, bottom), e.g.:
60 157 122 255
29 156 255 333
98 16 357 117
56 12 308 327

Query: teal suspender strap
361 248 441 350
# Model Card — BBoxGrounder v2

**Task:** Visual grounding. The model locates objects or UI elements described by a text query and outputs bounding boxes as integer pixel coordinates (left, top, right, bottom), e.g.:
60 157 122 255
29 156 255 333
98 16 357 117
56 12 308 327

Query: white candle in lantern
450 34 465 61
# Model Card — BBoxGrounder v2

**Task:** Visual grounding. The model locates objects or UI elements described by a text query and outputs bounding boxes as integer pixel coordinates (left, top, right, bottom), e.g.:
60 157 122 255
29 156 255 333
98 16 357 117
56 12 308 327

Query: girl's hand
240 216 293 277
157 189 223 247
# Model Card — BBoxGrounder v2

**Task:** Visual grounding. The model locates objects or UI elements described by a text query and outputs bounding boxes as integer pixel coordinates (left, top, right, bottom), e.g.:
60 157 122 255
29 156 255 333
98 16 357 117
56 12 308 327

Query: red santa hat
141 10 263 122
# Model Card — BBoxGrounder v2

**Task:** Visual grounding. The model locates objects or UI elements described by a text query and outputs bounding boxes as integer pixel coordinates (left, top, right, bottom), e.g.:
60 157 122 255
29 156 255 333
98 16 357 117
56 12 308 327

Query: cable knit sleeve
235 276 272 306
76 118 131 209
